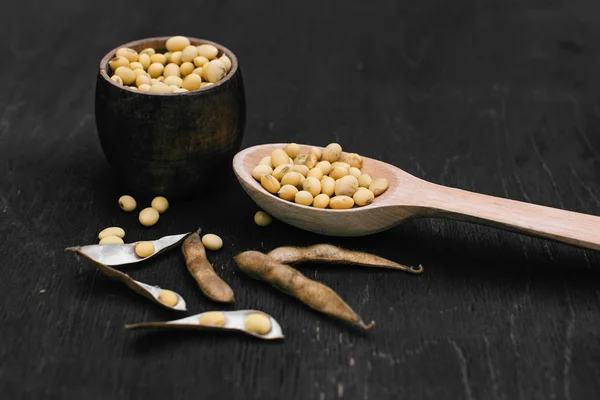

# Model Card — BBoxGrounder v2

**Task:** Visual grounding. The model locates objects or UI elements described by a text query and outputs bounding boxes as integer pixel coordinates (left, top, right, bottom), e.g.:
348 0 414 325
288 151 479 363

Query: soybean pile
253 143 389 209
108 35 232 94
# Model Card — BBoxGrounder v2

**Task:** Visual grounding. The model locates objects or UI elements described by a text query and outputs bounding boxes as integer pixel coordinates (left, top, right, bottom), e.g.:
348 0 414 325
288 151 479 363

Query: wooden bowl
95 36 245 198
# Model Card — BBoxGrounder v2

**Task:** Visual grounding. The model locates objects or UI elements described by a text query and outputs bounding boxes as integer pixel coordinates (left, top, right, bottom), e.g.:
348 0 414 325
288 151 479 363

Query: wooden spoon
233 143 600 250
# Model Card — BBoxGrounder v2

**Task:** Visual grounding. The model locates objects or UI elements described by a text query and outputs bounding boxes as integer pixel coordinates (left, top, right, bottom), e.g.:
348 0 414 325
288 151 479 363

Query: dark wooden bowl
95 36 245 198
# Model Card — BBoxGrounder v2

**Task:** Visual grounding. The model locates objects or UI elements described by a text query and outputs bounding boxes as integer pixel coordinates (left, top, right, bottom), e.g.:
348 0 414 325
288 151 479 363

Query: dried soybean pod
267 244 423 274
182 232 234 303
125 309 284 340
234 251 374 329
67 250 186 311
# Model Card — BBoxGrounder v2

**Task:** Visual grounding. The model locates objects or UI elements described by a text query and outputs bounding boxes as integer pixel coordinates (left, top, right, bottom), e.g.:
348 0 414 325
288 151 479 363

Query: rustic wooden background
1 0 599 399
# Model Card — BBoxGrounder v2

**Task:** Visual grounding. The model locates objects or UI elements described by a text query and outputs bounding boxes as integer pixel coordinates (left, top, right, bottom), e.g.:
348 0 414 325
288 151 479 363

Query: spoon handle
420 183 600 251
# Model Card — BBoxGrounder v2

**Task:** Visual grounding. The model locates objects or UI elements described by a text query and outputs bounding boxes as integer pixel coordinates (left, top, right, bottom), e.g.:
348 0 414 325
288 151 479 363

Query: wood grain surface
1 0 600 399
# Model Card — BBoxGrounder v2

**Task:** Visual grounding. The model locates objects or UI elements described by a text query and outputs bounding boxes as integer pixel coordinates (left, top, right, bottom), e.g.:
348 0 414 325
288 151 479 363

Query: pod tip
361 320 375 330
410 264 424 274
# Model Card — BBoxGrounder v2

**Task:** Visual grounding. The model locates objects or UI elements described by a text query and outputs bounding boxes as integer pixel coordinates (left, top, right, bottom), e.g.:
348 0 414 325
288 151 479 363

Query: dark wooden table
2 1 599 399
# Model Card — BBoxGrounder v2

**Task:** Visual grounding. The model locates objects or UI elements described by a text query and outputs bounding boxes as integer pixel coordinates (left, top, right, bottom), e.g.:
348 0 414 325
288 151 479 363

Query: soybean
99 236 124 245
151 196 169 214
219 54 232 72
369 178 389 196
98 227 125 240
307 168 323 180
320 176 336 196
116 47 138 62
322 143 342 163
110 75 123 85
180 62 195 76
158 290 179 307
150 53 167 65
118 195 137 212
349 167 362 178
109 56 129 70
295 191 314 206
310 146 323 161
163 63 180 77
135 241 155 258
293 164 310 177
139 207 160 226
315 160 332 175
278 184 299 201
114 66 136 85
272 164 292 181
170 51 183 65
280 171 304 188
181 45 199 63
202 233 223 251
204 59 227 83
284 143 300 158
150 82 171 94
303 177 321 197
329 166 348 180
199 311 226 326
254 211 273 227
129 61 143 71
166 36 190 52
193 56 209 67
148 63 164 78
313 193 330 208
259 156 272 167
182 73 202 90
197 44 218 59
139 48 155 56
138 53 151 69
330 195 354 209
252 164 273 180
136 74 151 87
334 175 359 197
358 174 372 188
305 152 318 169
164 76 183 87
271 149 290 168
244 313 272 334
344 153 363 168
261 174 280 194
353 187 375 206
138 84 151 93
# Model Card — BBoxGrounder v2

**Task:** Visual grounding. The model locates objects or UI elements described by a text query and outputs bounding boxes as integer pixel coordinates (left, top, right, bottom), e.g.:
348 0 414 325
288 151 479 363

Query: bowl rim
99 36 239 95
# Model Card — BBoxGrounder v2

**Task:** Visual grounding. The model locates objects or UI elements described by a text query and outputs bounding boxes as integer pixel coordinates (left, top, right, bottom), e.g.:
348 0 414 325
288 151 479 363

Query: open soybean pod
234 251 374 330
267 244 424 274
65 232 191 266
88 261 186 311
126 310 284 340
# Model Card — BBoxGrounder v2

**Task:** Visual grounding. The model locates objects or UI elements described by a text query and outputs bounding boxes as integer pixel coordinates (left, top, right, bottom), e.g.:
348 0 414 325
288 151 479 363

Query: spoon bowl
233 143 600 250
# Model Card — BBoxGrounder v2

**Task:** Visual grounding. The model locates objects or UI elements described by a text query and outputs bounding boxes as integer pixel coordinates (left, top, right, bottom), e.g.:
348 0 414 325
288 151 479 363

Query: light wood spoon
233 143 600 250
